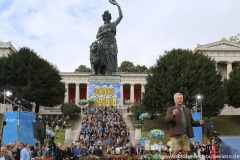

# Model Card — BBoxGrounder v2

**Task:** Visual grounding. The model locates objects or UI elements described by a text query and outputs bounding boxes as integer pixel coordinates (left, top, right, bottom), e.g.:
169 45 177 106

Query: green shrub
130 104 146 120
61 103 80 117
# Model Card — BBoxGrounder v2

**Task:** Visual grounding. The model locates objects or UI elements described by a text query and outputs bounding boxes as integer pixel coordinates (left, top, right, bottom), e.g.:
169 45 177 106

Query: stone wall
0 104 13 113
220 105 240 115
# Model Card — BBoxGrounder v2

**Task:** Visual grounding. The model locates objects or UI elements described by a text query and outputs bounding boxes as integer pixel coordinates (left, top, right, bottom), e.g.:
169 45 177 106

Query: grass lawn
54 129 66 144
52 114 81 145
139 115 240 145
204 115 240 135
141 115 170 144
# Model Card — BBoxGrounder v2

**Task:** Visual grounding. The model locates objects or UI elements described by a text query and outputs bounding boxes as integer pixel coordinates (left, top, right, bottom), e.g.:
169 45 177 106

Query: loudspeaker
33 121 46 139
204 121 214 138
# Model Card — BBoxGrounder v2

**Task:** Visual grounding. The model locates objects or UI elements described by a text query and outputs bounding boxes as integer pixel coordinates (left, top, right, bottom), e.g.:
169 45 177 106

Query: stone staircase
122 109 136 145
72 113 85 142
39 106 62 115
69 109 136 146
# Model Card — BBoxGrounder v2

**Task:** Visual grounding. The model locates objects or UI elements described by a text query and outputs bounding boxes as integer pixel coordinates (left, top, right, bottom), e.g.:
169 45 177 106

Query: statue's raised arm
109 0 123 25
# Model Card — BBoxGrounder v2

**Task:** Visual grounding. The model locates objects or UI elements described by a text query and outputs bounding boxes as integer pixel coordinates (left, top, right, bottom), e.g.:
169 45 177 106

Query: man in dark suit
165 92 204 157
67 143 75 160
93 145 103 159
14 142 21 160
74 143 84 160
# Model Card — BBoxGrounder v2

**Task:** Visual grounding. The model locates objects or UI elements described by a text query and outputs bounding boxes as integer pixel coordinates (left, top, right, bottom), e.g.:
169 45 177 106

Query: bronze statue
90 0 123 75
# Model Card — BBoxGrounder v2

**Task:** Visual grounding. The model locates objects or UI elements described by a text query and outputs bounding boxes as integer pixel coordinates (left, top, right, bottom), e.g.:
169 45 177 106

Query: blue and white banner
89 84 120 107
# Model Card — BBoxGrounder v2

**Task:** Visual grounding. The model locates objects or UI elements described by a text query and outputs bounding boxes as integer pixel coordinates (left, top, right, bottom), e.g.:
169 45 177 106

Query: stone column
215 61 219 71
75 83 80 104
64 83 69 103
141 84 145 100
64 125 72 144
226 61 233 79
130 84 135 102
86 83 89 99
120 84 124 107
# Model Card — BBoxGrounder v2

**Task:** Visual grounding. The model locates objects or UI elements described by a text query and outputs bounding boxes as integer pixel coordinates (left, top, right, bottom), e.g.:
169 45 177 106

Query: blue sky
1 0 240 72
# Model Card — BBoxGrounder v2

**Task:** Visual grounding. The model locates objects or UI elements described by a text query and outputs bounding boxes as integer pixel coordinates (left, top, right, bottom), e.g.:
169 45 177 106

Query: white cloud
1 0 240 71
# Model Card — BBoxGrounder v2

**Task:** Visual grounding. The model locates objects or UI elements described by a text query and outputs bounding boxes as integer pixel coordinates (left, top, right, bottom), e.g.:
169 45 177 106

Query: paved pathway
72 113 85 142
122 110 136 145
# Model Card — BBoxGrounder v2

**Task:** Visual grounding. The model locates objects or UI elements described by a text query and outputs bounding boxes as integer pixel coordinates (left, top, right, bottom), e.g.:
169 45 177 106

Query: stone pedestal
64 125 72 144
134 124 143 145
88 75 121 84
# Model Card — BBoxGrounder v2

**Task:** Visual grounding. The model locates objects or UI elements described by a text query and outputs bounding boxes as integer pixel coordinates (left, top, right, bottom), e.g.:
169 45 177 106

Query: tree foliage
224 68 240 108
229 33 240 44
0 47 65 107
130 104 146 120
142 49 226 117
135 64 148 73
118 61 148 72
75 65 91 72
61 103 80 117
118 61 135 72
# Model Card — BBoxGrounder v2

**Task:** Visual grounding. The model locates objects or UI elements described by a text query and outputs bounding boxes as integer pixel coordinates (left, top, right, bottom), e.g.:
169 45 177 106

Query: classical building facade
0 41 17 57
60 72 147 107
1 39 240 112
195 37 240 79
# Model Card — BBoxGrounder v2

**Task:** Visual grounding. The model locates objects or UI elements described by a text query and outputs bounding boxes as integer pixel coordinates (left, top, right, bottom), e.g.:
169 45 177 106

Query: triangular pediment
195 37 240 51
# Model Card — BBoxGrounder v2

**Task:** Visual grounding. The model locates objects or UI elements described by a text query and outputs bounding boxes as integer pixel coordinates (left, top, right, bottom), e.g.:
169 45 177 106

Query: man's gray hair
174 93 183 100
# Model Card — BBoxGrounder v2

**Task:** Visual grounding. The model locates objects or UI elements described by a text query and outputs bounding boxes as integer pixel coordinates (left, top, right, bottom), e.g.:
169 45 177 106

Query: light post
1 89 13 104
196 94 203 119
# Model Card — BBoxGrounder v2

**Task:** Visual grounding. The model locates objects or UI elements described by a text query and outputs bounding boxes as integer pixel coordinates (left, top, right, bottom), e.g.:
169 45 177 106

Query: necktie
180 107 187 134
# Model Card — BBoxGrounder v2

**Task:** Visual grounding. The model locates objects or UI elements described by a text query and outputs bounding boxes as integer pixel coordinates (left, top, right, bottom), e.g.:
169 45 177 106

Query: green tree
118 61 149 72
229 33 240 44
75 65 91 72
225 68 240 108
135 64 148 72
0 47 65 112
118 61 135 72
61 103 80 117
142 49 226 118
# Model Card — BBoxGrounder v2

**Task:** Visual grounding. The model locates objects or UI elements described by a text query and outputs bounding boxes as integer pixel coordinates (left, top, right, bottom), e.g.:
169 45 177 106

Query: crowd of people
77 105 137 158
189 140 220 160
0 105 138 160
0 92 221 159
36 114 70 131
0 141 58 160
0 141 104 160
0 137 220 160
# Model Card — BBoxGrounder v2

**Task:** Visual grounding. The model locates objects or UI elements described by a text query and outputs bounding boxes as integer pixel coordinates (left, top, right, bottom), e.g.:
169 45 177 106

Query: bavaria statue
90 0 123 75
